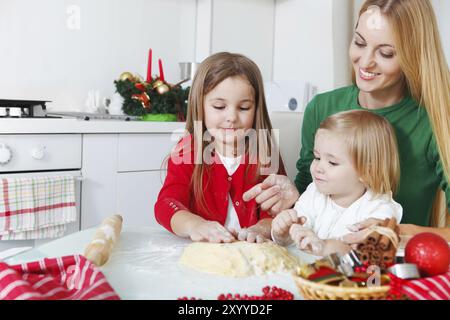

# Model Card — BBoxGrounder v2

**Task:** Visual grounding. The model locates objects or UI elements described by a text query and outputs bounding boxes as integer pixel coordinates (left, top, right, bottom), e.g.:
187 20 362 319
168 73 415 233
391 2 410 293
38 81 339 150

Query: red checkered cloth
389 269 450 300
0 255 120 300
0 176 77 240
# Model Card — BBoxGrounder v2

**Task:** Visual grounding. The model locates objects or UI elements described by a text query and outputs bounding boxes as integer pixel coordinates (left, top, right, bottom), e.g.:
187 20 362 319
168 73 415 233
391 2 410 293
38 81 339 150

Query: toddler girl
272 110 402 255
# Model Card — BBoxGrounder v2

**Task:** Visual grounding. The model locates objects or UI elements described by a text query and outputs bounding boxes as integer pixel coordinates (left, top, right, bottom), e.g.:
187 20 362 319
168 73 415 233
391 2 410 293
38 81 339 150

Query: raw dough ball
179 241 300 277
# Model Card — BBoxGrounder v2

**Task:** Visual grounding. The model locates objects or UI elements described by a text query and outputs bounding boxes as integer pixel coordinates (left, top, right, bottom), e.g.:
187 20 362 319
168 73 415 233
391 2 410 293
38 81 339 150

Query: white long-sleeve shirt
293 182 403 239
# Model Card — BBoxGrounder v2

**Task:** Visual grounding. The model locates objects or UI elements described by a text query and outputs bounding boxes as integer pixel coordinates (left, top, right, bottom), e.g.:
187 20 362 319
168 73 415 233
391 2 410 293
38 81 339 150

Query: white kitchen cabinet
116 171 166 227
80 134 118 229
81 132 180 229
117 133 178 172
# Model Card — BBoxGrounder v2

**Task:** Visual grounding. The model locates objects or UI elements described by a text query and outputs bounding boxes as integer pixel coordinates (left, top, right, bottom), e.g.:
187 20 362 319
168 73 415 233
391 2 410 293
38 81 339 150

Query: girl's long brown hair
184 52 285 215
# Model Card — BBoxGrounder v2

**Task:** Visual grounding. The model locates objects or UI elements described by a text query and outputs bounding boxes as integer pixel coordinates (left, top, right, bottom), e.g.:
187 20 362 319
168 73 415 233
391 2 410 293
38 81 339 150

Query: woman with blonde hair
245 0 450 240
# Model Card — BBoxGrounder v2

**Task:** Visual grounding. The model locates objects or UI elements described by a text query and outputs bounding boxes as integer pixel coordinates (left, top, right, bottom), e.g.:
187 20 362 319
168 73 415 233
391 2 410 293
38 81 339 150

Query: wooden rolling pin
84 214 123 266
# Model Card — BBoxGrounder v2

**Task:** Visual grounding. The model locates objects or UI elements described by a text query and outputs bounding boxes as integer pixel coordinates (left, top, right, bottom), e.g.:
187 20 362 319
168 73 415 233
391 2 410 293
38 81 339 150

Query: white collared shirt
294 182 403 239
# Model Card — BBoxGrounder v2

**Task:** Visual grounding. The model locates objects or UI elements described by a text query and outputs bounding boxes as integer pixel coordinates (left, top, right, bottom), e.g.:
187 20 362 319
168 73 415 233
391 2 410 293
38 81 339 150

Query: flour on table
179 241 301 277
108 239 182 274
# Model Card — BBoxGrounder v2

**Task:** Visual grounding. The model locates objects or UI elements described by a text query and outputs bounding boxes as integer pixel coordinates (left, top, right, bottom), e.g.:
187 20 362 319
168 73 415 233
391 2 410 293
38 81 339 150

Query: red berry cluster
217 286 294 300
178 286 294 301
354 265 368 273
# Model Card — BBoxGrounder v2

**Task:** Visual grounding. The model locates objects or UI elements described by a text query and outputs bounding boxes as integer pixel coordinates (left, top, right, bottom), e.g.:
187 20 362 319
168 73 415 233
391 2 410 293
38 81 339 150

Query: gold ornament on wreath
113 49 190 120
152 80 170 95
119 71 136 82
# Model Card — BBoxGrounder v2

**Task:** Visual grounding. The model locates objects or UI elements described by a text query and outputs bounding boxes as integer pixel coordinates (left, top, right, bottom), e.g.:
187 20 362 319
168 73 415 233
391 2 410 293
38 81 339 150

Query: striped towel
0 176 77 240
0 255 120 300
389 269 450 300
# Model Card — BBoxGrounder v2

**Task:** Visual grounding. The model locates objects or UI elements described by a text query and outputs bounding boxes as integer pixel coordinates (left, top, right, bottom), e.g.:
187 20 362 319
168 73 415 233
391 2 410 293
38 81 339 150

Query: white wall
433 0 450 63
272 0 352 93
333 0 353 88
2 0 446 113
210 0 275 80
0 0 277 111
194 0 275 81
0 0 196 111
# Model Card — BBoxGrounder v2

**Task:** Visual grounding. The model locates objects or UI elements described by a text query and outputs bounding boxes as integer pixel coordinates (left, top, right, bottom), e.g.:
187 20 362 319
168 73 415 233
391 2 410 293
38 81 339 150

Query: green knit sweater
295 85 449 226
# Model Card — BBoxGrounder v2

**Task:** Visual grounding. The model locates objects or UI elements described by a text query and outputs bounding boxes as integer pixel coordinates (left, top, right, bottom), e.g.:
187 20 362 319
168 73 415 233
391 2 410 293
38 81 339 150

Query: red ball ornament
404 232 450 277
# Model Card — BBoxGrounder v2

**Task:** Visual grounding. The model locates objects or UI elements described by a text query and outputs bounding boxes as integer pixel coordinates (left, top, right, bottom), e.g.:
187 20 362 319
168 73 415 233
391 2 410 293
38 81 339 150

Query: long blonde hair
319 110 400 196
184 52 284 214
354 0 450 190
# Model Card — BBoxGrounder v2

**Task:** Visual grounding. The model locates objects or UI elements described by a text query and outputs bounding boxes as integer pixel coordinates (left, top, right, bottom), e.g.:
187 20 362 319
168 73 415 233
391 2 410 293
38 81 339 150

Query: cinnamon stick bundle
355 217 399 270
370 251 380 265
367 218 389 245
381 246 396 265
377 218 397 251
359 252 370 264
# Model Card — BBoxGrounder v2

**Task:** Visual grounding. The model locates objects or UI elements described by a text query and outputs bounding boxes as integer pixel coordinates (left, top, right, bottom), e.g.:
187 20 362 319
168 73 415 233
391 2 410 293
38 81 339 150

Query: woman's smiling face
349 10 405 96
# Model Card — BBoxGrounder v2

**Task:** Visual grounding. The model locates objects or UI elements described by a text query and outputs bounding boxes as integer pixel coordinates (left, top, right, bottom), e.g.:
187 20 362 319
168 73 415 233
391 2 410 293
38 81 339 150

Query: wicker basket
293 274 390 300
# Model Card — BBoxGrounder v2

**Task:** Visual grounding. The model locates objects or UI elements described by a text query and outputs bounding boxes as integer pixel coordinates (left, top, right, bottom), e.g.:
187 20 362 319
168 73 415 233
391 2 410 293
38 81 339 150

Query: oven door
0 170 82 251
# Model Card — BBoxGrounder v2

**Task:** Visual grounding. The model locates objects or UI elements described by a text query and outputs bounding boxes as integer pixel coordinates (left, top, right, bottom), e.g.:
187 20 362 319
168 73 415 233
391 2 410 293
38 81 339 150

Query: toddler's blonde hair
319 110 400 195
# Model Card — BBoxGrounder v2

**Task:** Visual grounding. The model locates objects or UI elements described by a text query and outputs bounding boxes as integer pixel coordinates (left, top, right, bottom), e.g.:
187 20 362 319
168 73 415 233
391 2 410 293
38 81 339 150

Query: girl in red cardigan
155 52 285 243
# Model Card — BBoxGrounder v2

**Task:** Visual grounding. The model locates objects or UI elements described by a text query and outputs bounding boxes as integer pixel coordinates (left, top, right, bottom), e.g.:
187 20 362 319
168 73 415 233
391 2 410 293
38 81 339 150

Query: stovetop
0 99 50 118
0 99 139 121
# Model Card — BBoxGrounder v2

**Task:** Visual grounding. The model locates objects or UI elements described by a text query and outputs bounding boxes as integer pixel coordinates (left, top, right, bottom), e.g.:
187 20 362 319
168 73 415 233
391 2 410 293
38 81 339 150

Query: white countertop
5 226 317 300
0 118 185 134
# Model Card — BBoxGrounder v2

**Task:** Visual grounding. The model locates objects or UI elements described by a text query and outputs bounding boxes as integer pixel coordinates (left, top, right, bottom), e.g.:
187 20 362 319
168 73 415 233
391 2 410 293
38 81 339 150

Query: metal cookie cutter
388 264 421 279
326 251 362 277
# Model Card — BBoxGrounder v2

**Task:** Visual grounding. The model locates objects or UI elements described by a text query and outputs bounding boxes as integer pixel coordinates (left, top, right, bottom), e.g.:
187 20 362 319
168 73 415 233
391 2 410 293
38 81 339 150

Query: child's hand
189 220 236 243
232 227 267 243
272 209 302 238
289 224 324 255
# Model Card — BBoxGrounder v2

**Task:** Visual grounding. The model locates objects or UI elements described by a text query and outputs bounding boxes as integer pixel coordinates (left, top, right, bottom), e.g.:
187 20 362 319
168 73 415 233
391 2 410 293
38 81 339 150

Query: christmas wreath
114 72 189 121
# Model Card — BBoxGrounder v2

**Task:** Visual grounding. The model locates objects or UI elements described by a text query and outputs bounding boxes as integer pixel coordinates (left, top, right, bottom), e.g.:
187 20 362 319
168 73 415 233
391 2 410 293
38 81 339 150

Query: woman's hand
340 218 384 247
243 174 300 215
188 220 236 243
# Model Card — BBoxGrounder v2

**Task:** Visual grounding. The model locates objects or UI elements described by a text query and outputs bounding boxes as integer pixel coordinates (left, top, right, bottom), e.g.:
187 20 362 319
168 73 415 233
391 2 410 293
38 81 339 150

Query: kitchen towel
0 175 77 240
0 254 120 300
389 269 450 300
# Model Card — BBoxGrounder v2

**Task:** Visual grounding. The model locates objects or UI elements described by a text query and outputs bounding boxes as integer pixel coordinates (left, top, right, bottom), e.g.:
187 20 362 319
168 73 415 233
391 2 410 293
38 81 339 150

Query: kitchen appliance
0 99 55 118
179 62 199 81
44 111 140 121
0 99 139 121
0 134 83 251
178 62 200 87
